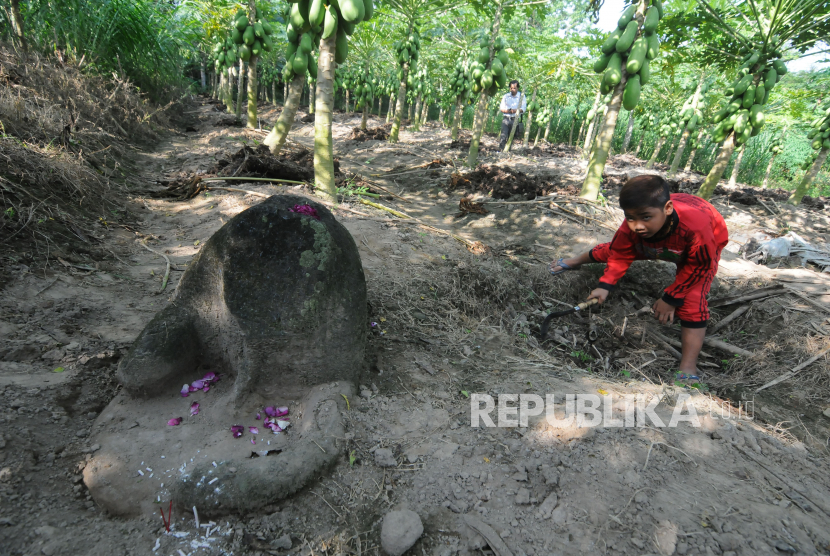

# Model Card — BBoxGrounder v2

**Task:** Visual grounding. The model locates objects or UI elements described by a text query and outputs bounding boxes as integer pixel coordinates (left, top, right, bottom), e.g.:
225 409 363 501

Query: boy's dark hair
619 175 671 210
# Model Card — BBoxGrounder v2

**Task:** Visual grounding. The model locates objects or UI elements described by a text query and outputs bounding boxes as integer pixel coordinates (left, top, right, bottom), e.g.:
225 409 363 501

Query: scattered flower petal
370 322 378 327
202 372 216 382
202 384 210 393
251 438 256 445
289 204 320 220
189 379 205 391
264 406 289 418
168 417 182 426
255 412 261 420
231 425 244 438
180 384 190 398
249 426 259 435
189 402 200 416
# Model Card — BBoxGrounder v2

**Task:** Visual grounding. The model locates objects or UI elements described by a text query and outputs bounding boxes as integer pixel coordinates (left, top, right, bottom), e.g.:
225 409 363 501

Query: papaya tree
264 21 318 155
581 0 664 199
448 59 473 140
690 0 830 200
788 103 830 204
314 0 375 200
667 76 708 177
230 5 276 129
761 129 785 188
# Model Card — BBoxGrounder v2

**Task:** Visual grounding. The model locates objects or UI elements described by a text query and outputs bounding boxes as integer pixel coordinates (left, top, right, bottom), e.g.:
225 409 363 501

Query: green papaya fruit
478 47 489 65
824 138 830 148
604 52 623 86
479 36 489 49
646 34 660 60
724 112 739 130
286 42 298 58
300 33 313 53
754 83 765 104
491 59 503 75
764 68 777 90
262 21 273 35
292 50 308 74
232 28 243 44
495 70 506 88
616 20 639 53
497 50 509 66
618 4 636 30
742 85 755 109
653 0 664 19
749 104 764 128
600 81 612 95
601 28 623 55
626 36 647 73
308 0 325 26
472 68 483 80
623 74 641 110
335 26 348 63
594 53 612 73
495 37 505 50
587 109 596 120
772 60 787 75
734 109 749 135
639 58 650 84
340 0 364 23
713 106 729 123
239 44 251 62
363 0 374 20
733 74 752 96
481 72 493 89
308 55 318 78
290 4 305 30
736 126 751 145
254 22 265 38
262 34 274 52
686 114 698 131
287 24 299 43
251 40 262 56
341 18 355 35
243 25 256 46
322 6 337 38
298 0 311 23
235 16 249 32
644 6 659 35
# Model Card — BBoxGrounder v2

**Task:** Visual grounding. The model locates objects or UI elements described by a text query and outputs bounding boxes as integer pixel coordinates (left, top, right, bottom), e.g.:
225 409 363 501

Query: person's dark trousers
498 116 524 151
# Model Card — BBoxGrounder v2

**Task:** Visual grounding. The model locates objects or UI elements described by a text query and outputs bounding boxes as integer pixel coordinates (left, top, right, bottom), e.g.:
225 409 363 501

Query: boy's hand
588 288 609 304
652 299 676 325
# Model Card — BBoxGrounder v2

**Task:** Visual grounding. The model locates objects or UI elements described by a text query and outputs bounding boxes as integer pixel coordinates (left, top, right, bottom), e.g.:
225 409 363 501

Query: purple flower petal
168 417 182 426
202 372 216 382
249 426 259 435
190 379 205 391
202 384 210 393
231 425 244 438
264 406 289 418
180 384 190 398
289 204 320 220
251 437 256 445
189 402 200 416
255 412 261 420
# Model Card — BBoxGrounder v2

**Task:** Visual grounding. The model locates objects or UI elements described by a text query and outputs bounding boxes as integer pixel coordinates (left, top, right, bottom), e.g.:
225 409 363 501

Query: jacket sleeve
596 225 638 290
661 232 716 306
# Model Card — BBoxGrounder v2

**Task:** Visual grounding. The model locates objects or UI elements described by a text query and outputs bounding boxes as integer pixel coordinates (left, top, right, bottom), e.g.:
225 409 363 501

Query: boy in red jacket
550 175 729 374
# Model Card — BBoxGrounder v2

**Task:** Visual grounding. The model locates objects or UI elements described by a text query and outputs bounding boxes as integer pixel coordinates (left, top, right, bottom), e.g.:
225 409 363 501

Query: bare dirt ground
2 97 830 556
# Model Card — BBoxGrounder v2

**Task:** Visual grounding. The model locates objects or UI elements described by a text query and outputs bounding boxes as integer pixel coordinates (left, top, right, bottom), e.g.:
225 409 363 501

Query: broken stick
755 345 830 392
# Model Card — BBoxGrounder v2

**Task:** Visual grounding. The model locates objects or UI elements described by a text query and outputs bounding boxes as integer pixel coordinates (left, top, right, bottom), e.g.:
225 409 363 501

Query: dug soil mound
346 123 392 141
210 144 316 181
727 187 827 209
527 143 580 158
447 164 568 199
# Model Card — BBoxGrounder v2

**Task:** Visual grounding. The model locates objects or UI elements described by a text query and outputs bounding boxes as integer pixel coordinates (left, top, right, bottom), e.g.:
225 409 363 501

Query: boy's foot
549 257 582 275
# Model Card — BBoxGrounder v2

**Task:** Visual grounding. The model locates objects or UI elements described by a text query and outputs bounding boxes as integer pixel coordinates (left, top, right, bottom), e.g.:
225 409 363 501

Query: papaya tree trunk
225 68 235 112
622 114 634 152
668 129 691 178
361 102 368 130
246 57 258 129
697 133 737 200
503 92 525 153
580 74 627 200
199 53 207 92
635 133 645 157
345 89 350 114
589 104 608 157
284 81 289 105
581 90 602 158
534 126 542 148
420 99 429 126
576 113 587 146
265 73 306 156
568 110 578 146
387 91 396 123
467 0 502 167
451 98 463 141
645 136 666 169
213 71 219 99
438 105 445 127
727 145 746 189
389 56 411 143
236 60 247 117
684 130 704 172
467 92 490 168
788 147 828 204
272 81 277 106
412 96 423 131
9 0 27 52
523 86 538 145
543 116 552 142
762 154 777 189
313 33 337 202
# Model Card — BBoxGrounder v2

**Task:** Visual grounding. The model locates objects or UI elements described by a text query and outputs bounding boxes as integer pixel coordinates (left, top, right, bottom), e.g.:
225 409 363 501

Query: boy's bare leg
679 327 706 374
550 251 593 273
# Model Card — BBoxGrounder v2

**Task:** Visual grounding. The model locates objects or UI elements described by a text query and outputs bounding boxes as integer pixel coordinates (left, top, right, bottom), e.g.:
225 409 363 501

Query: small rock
634 491 649 504
75 430 87 438
541 466 560 486
41 348 66 361
536 492 558 519
676 541 689 555
0 517 13 526
515 488 531 505
360 389 372 400
0 437 6 450
631 538 645 549
823 407 830 418
272 534 292 550
716 533 744 552
374 448 397 468
380 510 423 556
511 470 528 482
654 520 678 555
9 399 23 410
499 530 510 539
89 444 100 453
550 505 567 525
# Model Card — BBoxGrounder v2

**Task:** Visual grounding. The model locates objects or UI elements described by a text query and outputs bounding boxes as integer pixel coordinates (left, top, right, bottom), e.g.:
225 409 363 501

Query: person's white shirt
500 91 527 118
